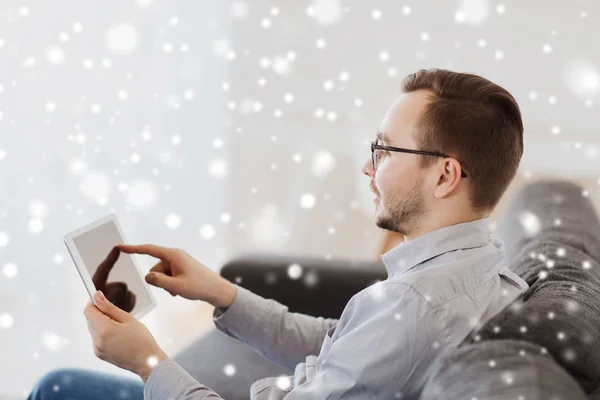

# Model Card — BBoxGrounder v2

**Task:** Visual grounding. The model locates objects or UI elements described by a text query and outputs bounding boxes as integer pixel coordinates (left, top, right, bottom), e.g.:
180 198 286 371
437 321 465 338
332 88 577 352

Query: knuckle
95 350 105 361
95 337 106 352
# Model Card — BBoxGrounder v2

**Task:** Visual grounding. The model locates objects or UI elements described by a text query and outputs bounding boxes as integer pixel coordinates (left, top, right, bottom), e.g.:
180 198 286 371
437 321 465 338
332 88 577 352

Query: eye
376 149 388 160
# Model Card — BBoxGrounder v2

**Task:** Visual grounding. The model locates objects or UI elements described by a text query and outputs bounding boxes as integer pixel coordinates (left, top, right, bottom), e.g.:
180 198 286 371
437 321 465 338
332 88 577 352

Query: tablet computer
64 213 157 320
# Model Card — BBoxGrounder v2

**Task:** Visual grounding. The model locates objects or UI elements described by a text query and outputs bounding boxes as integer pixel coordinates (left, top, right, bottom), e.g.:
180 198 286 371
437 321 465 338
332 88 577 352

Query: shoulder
392 245 506 308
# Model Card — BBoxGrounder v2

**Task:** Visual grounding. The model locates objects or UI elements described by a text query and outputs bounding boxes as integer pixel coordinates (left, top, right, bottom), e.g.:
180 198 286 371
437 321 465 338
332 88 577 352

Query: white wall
0 1 232 396
225 0 600 262
1 0 600 396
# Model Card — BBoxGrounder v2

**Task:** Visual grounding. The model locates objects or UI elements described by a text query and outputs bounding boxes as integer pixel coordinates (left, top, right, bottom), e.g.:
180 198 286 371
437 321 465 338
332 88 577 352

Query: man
28 68 529 399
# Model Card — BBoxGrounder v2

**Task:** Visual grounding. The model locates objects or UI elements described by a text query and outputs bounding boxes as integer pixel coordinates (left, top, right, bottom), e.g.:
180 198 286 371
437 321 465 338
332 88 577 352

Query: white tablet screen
72 220 153 315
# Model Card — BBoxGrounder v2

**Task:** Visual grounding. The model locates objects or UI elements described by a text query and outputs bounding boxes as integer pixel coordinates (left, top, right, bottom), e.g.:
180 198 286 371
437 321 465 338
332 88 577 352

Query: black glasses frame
371 139 468 178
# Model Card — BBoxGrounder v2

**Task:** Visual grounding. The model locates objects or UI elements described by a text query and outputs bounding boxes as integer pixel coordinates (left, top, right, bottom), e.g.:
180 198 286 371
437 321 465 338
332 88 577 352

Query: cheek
374 163 404 194
374 173 385 193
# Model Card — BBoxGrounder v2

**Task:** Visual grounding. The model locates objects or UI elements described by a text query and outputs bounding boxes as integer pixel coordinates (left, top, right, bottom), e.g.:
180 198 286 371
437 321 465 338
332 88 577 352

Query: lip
370 183 379 201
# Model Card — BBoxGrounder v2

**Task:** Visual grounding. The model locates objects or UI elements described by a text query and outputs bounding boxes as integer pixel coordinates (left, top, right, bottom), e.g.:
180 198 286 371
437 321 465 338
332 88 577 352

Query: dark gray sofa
174 179 600 399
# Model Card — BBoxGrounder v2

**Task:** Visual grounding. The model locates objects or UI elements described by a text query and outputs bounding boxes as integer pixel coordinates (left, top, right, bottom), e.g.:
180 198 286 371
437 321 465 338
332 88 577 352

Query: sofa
172 179 600 399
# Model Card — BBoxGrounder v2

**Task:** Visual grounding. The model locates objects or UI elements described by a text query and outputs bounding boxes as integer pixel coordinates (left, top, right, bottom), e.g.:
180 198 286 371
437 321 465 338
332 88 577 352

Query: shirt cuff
213 305 229 318
212 284 273 342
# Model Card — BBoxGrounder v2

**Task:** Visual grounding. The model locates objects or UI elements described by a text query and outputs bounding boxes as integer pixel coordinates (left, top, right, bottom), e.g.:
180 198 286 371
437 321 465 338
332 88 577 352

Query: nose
362 157 374 177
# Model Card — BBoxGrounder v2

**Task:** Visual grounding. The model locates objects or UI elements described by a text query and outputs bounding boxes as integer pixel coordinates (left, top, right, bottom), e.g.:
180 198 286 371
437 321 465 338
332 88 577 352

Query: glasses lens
371 141 376 169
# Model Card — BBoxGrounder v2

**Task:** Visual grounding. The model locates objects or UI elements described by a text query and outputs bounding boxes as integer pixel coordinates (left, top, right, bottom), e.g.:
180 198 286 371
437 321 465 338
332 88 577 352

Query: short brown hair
402 68 524 212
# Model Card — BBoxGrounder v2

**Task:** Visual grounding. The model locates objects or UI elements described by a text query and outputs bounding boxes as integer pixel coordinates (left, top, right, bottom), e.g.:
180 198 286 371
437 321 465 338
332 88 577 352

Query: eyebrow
376 131 392 145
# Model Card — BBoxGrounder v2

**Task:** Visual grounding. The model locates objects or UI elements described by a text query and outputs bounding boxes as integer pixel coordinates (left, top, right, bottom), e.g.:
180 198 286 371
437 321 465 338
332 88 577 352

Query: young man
30 69 529 399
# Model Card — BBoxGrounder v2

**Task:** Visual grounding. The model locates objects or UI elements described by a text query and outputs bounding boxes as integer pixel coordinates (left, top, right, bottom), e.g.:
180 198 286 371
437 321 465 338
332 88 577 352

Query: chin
374 211 387 228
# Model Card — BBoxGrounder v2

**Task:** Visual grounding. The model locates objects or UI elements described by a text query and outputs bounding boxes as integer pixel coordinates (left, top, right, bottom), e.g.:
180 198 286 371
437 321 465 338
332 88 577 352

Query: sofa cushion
421 339 588 400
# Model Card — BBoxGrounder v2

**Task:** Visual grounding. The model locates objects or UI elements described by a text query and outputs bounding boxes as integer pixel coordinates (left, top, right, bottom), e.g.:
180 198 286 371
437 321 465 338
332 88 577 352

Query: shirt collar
380 216 496 278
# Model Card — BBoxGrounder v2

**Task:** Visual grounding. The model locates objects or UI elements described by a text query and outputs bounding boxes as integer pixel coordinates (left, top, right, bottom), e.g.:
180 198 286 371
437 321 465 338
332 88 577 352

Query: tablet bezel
63 213 157 320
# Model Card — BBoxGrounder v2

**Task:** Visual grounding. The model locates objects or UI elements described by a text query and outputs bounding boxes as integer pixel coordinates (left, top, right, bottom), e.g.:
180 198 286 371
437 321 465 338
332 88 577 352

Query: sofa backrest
461 236 600 394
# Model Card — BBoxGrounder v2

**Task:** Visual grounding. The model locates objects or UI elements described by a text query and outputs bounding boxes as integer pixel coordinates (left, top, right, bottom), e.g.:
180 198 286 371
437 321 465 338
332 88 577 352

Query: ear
93 291 134 323
434 160 461 196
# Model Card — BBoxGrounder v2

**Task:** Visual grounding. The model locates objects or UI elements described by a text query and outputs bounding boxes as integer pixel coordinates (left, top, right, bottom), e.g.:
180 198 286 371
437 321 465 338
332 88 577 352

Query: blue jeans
27 367 144 400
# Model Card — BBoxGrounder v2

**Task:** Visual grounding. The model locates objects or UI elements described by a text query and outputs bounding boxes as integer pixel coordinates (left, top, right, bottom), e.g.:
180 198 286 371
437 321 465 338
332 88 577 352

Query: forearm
214 285 338 371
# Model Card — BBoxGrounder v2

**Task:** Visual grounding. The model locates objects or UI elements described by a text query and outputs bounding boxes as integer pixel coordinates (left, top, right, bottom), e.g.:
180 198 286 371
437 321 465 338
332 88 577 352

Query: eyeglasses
371 138 468 178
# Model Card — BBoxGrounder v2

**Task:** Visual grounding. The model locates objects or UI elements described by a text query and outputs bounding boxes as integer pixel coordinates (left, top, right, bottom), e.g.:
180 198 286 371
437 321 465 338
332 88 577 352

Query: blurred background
1 0 599 397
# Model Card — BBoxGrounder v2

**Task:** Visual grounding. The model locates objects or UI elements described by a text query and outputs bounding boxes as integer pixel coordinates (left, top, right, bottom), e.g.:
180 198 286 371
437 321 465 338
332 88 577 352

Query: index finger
118 243 168 259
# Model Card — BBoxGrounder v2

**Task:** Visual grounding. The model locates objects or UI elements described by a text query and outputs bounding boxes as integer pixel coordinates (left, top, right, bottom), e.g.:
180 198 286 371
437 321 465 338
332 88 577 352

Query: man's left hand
83 290 168 383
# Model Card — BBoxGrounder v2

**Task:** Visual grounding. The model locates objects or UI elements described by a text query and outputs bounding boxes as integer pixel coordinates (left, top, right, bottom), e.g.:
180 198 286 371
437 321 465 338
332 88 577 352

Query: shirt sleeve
144 283 446 400
144 358 223 399
213 284 339 371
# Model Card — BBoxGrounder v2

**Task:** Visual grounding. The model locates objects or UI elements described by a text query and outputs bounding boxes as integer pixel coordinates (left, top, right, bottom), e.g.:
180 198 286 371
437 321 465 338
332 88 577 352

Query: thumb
94 291 133 323
146 272 178 294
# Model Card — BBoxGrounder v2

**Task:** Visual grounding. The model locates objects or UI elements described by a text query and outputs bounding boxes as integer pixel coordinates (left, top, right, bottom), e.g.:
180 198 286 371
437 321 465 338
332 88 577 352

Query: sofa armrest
219 253 386 319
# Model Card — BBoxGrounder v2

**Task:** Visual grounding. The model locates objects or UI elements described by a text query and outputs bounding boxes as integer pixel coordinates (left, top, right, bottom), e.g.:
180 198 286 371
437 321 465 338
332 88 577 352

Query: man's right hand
118 243 237 308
